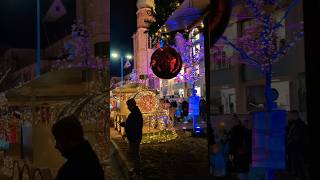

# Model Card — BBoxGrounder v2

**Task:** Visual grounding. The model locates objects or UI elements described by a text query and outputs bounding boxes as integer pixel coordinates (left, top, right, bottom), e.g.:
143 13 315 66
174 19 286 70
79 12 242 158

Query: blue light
160 39 165 48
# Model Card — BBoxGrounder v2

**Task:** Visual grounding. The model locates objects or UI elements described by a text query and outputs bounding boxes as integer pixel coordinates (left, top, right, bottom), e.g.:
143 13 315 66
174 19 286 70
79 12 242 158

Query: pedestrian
211 122 229 179
200 97 207 121
228 114 251 180
286 110 307 180
52 115 105 180
120 98 143 179
169 99 176 122
208 120 217 179
181 99 189 123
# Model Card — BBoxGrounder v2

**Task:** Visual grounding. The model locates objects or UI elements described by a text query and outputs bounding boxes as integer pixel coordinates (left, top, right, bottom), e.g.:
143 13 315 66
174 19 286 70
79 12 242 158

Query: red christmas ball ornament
150 45 182 79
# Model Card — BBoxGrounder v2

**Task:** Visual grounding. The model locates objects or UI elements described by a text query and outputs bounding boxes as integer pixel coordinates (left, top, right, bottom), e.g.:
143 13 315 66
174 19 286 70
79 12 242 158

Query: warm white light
111 52 119 59
200 22 204 28
126 54 133 60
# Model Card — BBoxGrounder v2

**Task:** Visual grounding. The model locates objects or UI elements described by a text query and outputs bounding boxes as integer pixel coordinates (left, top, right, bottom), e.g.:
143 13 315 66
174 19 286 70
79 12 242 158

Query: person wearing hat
120 98 143 178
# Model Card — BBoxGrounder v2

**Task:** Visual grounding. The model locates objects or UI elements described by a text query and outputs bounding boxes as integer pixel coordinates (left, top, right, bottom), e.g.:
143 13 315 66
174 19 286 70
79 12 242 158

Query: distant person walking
120 99 144 179
200 97 207 121
181 99 189 123
52 115 105 180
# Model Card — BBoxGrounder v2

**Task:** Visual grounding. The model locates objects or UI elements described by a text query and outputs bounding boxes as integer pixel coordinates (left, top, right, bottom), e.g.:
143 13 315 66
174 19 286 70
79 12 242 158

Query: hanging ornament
150 45 182 79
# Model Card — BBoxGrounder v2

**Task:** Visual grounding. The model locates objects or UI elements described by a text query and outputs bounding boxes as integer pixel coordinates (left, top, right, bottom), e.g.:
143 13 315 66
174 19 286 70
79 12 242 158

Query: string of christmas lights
52 20 107 70
174 31 205 85
220 0 304 110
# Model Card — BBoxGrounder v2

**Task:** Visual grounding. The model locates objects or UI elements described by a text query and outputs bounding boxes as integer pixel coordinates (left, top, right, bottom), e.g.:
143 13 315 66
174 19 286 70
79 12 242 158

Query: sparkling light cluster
173 31 205 85
52 20 107 70
221 0 304 74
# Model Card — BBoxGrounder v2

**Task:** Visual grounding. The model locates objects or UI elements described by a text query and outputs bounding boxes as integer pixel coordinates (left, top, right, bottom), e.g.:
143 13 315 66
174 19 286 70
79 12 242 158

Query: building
148 0 210 98
132 0 157 87
1 0 110 89
0 0 110 176
210 1 306 116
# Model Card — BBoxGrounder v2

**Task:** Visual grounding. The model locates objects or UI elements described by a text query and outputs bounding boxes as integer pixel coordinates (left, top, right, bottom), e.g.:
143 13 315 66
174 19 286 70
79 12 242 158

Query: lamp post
111 52 133 87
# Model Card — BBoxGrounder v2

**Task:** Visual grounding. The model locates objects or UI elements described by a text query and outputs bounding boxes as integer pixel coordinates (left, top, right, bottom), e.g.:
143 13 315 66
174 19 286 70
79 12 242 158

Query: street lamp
110 52 133 87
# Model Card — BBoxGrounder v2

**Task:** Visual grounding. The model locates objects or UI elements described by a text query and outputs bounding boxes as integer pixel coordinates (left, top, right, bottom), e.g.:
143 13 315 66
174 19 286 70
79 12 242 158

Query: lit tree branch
221 36 260 67
272 31 304 63
272 0 301 31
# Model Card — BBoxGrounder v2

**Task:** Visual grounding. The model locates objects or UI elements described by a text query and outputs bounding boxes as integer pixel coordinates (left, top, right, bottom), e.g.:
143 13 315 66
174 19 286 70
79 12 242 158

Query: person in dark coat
181 99 189 122
200 97 207 121
120 98 143 178
52 115 104 180
229 115 250 180
208 120 216 178
286 110 307 180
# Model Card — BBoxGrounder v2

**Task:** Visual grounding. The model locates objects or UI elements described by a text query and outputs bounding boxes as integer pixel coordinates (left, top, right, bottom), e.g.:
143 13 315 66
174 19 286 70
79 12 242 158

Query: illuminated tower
133 0 155 80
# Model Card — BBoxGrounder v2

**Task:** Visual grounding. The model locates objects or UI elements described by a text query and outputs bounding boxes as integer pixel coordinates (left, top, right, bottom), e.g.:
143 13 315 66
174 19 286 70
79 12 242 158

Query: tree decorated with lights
221 0 304 111
174 31 205 92
54 20 106 70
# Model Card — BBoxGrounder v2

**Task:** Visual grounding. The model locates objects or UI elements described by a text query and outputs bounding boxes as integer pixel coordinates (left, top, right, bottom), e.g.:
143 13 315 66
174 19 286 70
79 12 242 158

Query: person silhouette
120 98 143 178
52 115 104 180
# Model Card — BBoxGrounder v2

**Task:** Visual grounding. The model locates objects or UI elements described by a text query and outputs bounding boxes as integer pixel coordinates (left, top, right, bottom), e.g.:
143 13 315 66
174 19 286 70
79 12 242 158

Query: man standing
120 98 143 178
52 115 105 180
200 97 206 121
286 110 307 180
181 99 189 123
229 115 251 180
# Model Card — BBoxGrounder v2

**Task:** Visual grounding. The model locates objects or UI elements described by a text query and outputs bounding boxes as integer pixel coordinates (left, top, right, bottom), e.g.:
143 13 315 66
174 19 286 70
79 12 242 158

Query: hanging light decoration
150 45 182 79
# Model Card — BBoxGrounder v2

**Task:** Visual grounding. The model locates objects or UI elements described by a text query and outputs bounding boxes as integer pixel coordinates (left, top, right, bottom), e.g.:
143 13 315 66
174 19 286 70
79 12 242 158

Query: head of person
218 122 226 134
288 110 300 122
52 115 84 158
126 98 137 112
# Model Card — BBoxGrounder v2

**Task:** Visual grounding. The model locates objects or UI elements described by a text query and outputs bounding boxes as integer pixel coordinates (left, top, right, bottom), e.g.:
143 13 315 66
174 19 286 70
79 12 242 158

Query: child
210 143 227 179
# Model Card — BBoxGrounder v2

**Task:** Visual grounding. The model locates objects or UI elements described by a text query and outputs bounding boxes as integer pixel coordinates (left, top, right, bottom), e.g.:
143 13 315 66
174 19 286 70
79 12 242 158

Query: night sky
110 0 137 77
0 0 75 49
0 0 136 77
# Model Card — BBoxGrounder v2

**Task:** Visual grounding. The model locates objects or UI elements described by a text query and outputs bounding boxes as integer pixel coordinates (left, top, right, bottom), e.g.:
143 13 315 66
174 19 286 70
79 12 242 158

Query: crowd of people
209 111 309 180
161 96 207 124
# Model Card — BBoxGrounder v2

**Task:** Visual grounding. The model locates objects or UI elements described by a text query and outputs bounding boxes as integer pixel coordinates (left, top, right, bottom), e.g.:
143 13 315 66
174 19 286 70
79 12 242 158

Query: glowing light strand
174 32 205 84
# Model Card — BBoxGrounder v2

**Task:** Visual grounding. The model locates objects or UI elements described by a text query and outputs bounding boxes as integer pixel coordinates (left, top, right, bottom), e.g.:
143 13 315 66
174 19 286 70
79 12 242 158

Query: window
213 50 231 71
189 28 202 60
195 86 201 97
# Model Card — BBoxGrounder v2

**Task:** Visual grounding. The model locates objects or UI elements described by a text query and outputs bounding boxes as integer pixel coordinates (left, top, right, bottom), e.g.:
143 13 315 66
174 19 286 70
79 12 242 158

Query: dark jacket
229 124 251 173
124 106 143 143
181 100 189 116
286 119 307 155
55 140 104 180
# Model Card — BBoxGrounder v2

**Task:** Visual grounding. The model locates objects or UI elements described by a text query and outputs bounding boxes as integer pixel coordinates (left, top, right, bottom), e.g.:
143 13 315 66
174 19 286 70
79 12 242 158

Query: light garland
52 20 107 70
221 0 304 72
141 130 178 144
220 0 304 110
134 90 160 113
173 31 205 85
